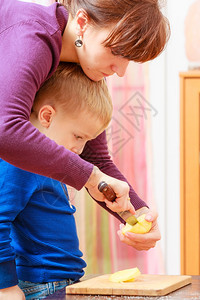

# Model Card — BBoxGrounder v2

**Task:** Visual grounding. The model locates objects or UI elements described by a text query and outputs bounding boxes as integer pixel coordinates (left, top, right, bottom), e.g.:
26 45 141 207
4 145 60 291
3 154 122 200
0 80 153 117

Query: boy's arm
0 262 18 290
0 162 35 289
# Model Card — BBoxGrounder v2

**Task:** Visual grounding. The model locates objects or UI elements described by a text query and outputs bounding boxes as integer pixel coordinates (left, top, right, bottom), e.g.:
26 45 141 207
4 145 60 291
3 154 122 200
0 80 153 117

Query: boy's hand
85 166 135 214
0 285 25 300
117 208 161 251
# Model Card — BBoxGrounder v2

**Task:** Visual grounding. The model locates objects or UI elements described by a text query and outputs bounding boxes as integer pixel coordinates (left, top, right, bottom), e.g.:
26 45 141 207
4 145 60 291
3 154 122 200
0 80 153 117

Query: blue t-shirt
0 159 86 289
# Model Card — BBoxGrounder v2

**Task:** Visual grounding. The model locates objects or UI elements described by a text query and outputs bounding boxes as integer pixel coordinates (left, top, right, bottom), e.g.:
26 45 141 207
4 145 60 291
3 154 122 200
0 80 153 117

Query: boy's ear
75 9 89 36
38 105 56 128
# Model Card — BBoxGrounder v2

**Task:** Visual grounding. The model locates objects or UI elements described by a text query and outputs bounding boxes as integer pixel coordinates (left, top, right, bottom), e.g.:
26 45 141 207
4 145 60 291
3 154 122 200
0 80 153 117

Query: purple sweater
0 0 147 219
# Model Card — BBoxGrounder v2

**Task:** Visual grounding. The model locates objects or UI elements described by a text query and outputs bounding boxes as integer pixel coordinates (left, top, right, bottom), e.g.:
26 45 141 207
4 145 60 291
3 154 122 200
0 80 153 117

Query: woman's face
76 26 130 81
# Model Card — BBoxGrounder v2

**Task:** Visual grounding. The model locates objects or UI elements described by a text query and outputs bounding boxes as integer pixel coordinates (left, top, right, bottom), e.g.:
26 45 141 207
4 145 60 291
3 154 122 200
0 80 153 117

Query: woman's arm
0 12 142 212
81 131 148 220
81 132 161 250
0 13 93 191
0 8 136 215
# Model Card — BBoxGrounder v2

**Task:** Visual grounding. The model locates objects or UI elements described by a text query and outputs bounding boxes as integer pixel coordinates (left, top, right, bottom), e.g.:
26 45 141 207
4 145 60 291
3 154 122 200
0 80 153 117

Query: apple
122 214 152 235
109 267 141 283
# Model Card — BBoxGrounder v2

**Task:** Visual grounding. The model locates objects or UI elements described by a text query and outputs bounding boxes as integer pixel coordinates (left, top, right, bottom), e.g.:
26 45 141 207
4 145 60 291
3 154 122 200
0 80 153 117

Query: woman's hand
85 166 135 214
117 208 161 251
0 286 25 300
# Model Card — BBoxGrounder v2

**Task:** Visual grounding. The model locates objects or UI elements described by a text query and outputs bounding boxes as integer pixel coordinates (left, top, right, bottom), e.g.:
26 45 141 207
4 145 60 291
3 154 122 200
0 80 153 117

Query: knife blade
98 181 138 226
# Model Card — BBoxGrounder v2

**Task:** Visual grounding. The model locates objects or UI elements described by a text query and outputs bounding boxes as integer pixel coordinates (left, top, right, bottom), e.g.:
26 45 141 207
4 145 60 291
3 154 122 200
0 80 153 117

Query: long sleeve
0 160 36 288
81 131 148 223
0 0 93 190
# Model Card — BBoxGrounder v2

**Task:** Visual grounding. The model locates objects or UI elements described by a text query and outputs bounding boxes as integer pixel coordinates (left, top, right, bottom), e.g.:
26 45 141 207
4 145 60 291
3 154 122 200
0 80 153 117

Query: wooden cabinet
180 72 200 275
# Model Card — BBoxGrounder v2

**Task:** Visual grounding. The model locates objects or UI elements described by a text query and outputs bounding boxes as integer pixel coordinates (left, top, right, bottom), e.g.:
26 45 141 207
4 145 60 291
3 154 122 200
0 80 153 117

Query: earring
75 36 83 47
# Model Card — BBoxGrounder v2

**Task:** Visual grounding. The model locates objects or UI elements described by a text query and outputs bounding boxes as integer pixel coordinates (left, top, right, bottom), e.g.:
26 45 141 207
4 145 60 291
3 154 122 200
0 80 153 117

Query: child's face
39 108 105 155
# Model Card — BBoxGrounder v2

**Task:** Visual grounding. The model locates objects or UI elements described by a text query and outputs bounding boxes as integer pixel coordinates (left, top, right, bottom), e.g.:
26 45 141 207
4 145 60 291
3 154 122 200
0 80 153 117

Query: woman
0 0 169 251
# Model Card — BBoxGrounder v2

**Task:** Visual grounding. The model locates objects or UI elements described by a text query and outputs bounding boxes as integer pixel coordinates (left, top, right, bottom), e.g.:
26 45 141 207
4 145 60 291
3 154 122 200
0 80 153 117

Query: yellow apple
109 267 141 283
122 214 152 235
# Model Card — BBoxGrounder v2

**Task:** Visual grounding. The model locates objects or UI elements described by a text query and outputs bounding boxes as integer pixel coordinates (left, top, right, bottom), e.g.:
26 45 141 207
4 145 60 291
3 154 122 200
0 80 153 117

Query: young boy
0 63 113 299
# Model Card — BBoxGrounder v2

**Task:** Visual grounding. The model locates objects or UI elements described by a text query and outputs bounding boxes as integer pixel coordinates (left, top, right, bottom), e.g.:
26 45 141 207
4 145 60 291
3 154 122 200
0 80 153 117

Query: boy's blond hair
33 62 113 128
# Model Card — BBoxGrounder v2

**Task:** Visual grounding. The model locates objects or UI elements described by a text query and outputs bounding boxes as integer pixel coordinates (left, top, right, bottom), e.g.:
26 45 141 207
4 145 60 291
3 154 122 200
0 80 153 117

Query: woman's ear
75 9 89 36
38 105 56 128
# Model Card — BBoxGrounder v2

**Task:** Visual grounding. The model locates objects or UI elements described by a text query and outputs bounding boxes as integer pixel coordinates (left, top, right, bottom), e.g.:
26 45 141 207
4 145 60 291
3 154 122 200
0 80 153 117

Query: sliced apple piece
109 267 141 283
122 214 152 234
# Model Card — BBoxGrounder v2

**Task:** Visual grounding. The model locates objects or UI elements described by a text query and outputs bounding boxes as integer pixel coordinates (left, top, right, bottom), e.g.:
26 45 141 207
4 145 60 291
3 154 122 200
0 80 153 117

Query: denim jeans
18 279 75 300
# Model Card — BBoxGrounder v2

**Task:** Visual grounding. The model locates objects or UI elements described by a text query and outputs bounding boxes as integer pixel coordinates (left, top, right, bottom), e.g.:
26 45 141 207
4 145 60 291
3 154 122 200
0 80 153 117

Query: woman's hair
33 62 113 128
59 0 170 63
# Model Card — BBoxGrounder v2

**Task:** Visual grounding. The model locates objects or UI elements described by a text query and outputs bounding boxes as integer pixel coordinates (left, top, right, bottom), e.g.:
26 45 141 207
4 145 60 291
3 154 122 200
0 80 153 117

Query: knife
98 181 138 226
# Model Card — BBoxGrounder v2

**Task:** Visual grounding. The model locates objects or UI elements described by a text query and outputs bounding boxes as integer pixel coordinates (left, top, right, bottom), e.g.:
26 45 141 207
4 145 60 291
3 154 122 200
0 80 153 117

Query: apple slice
122 214 152 234
109 267 141 283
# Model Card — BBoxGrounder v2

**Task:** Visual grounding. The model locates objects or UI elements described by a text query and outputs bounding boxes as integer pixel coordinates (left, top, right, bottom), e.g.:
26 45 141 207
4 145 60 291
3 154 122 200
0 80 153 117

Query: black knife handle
98 181 116 202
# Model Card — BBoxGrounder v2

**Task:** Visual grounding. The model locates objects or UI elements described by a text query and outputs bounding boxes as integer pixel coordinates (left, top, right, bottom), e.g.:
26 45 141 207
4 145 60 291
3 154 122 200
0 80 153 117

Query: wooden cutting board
66 274 192 296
